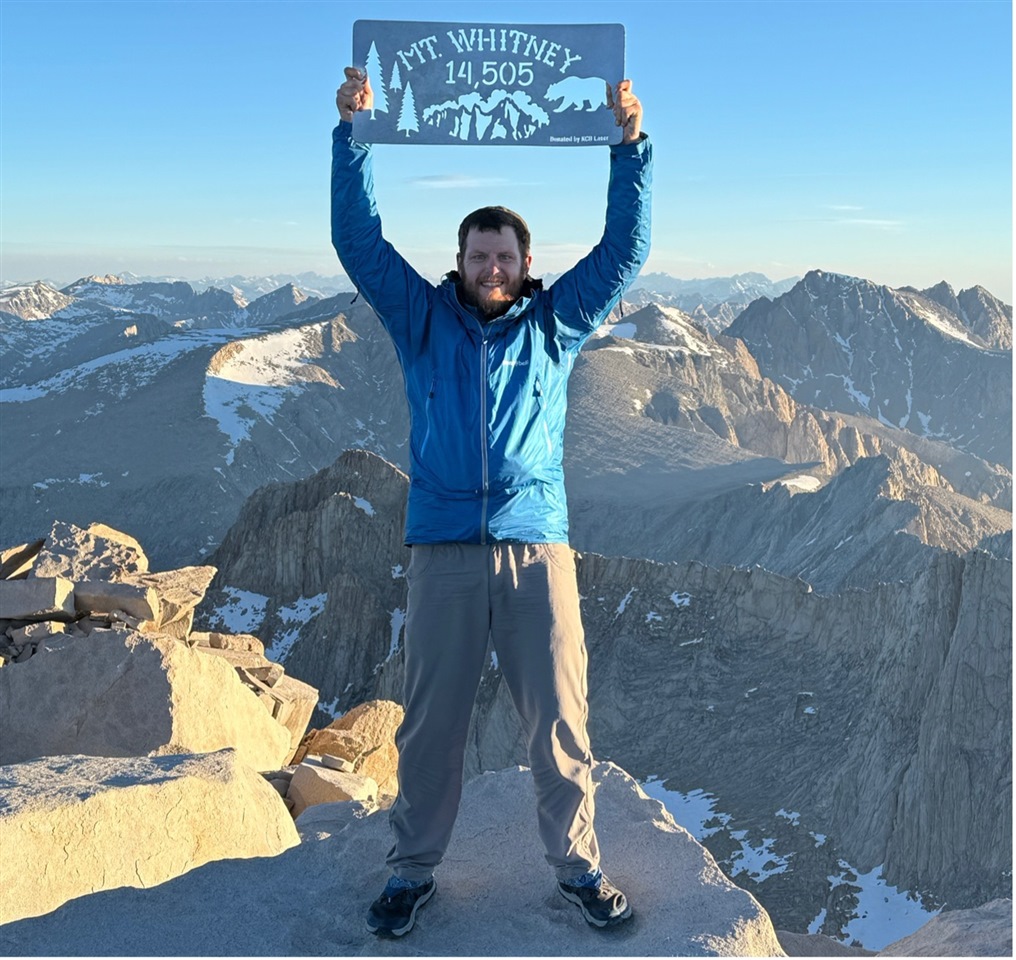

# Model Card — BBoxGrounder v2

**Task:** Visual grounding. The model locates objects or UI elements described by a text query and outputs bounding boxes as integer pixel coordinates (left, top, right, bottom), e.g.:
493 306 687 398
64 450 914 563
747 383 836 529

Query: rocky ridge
0 522 801 954
199 449 1012 938
5 270 1009 572
584 302 1009 508
725 270 1011 467
572 449 1010 593
915 280 1012 350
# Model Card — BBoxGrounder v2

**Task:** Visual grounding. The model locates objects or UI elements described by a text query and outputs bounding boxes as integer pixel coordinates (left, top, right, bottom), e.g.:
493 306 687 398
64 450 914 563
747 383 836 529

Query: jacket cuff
333 120 364 145
609 132 650 156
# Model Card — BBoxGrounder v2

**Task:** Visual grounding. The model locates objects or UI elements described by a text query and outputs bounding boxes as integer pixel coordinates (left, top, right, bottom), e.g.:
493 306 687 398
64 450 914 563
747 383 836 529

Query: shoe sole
558 886 633 928
365 881 436 937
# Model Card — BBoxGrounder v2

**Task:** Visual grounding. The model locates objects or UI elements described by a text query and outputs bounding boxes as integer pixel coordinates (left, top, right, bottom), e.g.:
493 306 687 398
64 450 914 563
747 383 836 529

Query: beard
458 273 527 319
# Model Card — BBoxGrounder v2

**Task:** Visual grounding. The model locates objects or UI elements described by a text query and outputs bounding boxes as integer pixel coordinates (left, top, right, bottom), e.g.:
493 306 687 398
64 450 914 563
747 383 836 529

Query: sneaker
558 871 632 927
365 876 436 937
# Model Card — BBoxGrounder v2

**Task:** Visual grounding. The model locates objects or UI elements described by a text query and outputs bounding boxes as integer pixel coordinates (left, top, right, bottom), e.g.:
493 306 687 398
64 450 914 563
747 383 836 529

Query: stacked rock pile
0 520 413 927
264 699 404 817
0 520 318 770
0 521 213 657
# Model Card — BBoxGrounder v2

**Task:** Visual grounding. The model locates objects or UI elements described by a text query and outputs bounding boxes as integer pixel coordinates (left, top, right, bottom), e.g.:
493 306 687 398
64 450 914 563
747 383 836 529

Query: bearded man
332 66 652 937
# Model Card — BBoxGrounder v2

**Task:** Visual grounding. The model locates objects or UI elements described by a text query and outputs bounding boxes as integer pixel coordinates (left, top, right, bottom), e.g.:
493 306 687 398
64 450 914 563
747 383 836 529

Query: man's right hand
336 66 374 122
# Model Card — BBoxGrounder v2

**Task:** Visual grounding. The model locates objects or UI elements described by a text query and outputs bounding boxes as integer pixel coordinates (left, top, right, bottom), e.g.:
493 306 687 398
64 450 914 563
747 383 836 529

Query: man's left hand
607 80 643 144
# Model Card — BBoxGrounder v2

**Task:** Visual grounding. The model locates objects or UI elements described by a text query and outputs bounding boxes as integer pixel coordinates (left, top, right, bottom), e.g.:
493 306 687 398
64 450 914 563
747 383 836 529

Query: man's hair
457 206 531 260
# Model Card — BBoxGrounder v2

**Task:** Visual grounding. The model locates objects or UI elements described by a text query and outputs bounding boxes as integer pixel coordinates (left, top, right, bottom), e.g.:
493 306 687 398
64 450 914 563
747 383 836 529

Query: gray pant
387 542 600 882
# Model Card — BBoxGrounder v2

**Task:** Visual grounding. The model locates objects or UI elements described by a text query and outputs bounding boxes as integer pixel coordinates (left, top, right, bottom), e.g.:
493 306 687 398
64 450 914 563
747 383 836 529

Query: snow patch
203 324 327 460
907 298 982 347
778 474 823 493
840 376 871 410
207 586 270 635
615 588 635 616
830 860 941 950
670 591 692 607
2 330 229 403
387 608 406 661
317 696 342 720
639 779 731 839
728 830 792 881
266 592 328 663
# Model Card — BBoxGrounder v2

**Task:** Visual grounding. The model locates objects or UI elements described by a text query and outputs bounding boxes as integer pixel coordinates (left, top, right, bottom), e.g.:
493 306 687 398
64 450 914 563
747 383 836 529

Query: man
333 65 652 937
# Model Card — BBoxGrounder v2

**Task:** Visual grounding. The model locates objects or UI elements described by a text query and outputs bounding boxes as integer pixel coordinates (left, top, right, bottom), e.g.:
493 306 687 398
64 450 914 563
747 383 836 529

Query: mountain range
2 265 1010 946
3 269 1009 570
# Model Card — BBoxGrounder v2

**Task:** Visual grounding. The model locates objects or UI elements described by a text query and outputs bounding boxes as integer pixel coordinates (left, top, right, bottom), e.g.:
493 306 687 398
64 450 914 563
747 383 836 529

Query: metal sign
350 21 625 146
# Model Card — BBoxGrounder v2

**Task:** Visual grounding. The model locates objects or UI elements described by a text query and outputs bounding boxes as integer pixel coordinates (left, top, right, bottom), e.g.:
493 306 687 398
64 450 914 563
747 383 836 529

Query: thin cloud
407 174 512 189
835 218 904 229
778 216 904 230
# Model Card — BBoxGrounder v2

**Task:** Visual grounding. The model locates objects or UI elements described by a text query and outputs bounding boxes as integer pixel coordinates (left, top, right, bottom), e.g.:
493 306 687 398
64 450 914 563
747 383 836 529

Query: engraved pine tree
398 82 419 137
389 60 402 92
364 41 388 119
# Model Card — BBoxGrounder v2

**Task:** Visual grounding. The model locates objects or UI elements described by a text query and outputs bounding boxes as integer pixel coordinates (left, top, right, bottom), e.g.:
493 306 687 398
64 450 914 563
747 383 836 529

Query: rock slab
0 750 299 924
0 630 291 771
29 521 148 581
877 899 1012 957
0 762 785 956
0 579 74 621
288 756 378 817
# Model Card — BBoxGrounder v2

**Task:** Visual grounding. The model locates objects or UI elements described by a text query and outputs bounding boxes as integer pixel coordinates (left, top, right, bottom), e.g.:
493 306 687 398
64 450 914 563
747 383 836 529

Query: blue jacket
331 122 652 544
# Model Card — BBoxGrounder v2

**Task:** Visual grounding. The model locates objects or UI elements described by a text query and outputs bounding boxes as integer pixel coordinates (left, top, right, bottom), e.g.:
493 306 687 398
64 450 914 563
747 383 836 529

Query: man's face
457 226 533 318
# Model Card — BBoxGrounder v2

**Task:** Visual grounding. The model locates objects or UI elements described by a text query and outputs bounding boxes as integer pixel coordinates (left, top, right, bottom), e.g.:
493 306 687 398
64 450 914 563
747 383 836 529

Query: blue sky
2 0 1012 299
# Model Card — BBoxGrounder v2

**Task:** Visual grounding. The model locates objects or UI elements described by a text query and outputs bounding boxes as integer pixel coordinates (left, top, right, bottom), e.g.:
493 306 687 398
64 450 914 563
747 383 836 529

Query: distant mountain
142 272 355 302
633 270 799 303
1 290 409 568
0 282 75 321
726 270 1012 467
628 272 800 335
59 275 250 328
911 280 1012 350
2 268 1010 572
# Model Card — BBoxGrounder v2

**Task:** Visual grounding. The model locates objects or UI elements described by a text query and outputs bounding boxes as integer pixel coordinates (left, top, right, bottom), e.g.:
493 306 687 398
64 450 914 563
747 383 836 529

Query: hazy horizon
3 0 1012 301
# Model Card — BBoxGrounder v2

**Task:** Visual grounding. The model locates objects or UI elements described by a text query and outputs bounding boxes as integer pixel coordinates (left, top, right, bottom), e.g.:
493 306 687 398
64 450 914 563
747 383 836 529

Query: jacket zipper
535 377 553 455
479 337 489 544
419 374 437 457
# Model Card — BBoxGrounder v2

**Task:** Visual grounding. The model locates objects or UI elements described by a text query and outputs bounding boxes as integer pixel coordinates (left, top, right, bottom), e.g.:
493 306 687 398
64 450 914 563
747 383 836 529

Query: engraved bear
544 76 608 112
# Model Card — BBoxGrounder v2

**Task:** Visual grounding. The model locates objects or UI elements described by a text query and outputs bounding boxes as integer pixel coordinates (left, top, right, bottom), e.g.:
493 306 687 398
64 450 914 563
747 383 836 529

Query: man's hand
607 79 643 144
336 66 374 122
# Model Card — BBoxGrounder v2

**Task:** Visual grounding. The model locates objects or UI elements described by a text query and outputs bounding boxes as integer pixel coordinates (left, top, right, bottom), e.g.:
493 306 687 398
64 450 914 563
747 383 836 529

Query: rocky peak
59 274 125 297
957 284 1012 349
725 271 1011 466
0 282 75 320
244 283 318 325
919 279 961 316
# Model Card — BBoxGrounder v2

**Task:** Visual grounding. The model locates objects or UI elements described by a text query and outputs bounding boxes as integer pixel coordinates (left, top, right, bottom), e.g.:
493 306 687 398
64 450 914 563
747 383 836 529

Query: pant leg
387 543 490 881
488 542 600 881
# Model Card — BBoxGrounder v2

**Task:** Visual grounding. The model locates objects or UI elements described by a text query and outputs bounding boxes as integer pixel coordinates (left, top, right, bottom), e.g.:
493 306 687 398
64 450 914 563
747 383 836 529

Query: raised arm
548 80 652 349
331 68 432 356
